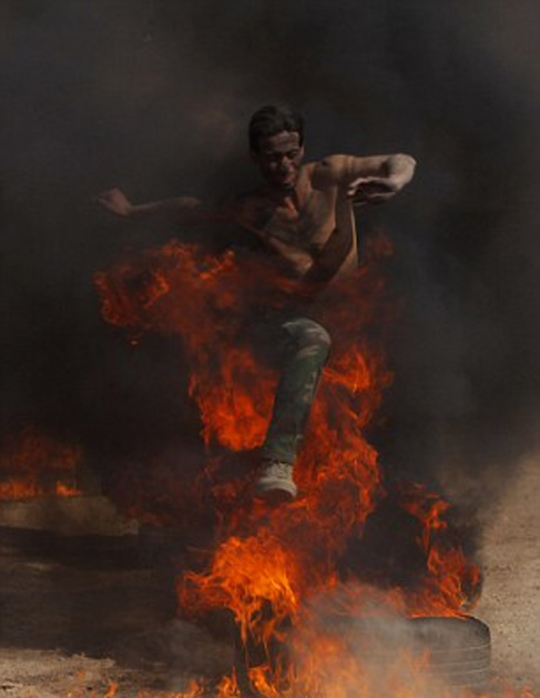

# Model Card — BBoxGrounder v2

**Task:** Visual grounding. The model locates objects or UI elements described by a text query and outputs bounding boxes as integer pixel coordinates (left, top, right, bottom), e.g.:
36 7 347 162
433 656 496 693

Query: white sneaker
254 460 298 502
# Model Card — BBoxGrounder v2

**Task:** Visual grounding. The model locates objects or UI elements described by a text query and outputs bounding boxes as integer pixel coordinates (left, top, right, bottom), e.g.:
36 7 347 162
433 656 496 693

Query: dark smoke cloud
2 0 540 518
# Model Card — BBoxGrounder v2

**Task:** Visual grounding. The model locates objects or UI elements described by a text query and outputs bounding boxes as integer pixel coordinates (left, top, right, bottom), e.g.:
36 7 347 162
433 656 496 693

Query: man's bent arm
312 153 416 201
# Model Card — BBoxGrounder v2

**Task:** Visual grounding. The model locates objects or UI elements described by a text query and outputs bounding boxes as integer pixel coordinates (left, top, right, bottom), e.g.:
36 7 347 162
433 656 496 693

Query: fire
103 681 119 698
0 426 82 500
175 671 242 697
399 483 482 617
95 235 493 695
183 533 301 645
169 655 536 698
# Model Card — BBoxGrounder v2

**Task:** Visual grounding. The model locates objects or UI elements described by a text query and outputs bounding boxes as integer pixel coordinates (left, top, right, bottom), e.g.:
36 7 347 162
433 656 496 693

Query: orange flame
400 483 481 616
0 426 82 500
103 681 119 698
95 235 492 696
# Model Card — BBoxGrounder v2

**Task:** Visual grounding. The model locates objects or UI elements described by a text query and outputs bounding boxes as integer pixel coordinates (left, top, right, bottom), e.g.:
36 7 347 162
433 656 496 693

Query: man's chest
246 190 336 252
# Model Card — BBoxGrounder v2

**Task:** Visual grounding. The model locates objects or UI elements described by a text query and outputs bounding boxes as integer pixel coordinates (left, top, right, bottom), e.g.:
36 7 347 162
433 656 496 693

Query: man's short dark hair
248 105 305 152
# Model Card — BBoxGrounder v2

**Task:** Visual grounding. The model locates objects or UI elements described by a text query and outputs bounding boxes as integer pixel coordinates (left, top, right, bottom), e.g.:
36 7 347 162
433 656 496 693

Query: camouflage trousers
259 317 332 465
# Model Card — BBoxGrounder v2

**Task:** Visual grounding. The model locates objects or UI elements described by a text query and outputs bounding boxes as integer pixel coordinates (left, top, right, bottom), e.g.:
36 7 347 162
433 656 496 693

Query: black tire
350 615 490 690
233 615 491 693
409 616 491 688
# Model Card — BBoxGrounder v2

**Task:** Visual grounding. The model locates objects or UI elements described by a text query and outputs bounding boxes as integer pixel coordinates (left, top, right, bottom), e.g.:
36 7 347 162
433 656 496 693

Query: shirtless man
98 104 416 502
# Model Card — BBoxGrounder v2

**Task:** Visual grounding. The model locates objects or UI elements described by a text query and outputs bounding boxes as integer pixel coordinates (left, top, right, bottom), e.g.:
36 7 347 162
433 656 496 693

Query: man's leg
255 317 331 500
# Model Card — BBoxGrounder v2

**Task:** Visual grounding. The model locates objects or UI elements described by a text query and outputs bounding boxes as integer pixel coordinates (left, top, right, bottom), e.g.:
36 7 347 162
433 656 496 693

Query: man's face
252 131 304 191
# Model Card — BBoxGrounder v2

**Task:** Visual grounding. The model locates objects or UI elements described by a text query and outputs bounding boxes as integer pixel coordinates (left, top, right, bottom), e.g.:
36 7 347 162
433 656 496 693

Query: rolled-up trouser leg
261 318 331 464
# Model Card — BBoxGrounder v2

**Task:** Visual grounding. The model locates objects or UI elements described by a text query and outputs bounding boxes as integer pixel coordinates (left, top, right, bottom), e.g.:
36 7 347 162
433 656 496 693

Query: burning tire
233 615 491 695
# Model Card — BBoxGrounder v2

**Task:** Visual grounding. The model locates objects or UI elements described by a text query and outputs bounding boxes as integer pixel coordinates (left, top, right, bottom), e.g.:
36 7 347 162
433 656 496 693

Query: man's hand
346 176 397 206
96 187 134 217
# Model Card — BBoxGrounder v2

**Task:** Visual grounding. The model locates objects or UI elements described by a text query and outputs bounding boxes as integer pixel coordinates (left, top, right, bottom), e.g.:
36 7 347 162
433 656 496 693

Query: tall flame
95 235 489 695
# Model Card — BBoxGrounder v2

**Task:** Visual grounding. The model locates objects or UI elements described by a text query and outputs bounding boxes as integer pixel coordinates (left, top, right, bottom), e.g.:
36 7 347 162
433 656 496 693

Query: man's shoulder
309 155 356 190
310 154 353 173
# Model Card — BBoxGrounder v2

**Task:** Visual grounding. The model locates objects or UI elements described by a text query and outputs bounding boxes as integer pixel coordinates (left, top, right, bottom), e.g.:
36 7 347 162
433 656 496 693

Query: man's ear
250 149 260 164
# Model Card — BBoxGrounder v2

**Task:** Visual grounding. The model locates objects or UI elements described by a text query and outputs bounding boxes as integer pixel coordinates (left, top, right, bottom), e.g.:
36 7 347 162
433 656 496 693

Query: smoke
3 0 540 522
285 584 488 697
377 2 540 508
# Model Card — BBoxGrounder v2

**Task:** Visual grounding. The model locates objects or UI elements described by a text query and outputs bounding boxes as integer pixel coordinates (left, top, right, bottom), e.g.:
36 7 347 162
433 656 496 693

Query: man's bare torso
234 161 357 284
96 143 415 287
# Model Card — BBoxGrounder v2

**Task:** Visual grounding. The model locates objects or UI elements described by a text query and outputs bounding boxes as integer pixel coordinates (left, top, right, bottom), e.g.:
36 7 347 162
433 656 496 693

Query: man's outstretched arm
312 153 416 204
96 187 230 225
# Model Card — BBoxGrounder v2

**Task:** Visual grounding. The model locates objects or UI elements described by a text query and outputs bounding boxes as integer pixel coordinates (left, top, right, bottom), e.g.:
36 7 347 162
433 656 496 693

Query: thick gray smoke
2 0 540 516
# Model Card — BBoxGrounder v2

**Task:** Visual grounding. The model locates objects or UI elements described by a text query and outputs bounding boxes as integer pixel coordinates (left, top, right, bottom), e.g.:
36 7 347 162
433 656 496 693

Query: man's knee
283 318 332 357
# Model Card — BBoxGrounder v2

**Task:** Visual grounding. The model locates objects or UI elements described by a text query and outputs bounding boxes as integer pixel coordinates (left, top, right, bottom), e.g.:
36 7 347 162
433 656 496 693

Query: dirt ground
475 451 540 691
0 455 538 698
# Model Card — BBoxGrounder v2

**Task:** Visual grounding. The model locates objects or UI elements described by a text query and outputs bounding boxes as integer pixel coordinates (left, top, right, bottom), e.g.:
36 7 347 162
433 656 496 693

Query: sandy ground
0 456 538 698
475 452 540 690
